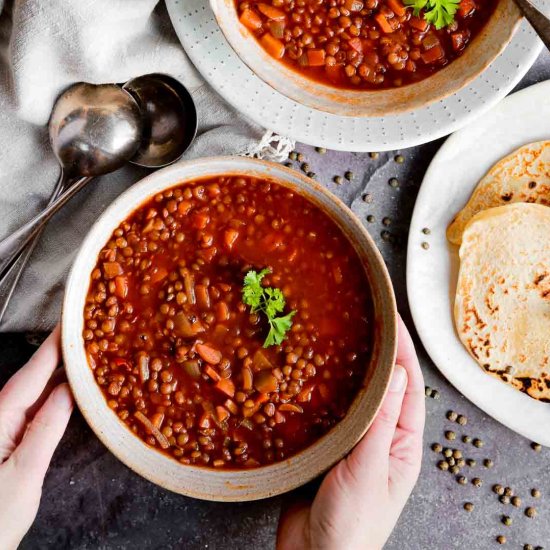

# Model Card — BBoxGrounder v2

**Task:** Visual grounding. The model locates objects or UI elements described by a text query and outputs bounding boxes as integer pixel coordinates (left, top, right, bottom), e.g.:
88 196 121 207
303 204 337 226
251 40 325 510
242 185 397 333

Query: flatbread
447 141 550 245
455 203 550 401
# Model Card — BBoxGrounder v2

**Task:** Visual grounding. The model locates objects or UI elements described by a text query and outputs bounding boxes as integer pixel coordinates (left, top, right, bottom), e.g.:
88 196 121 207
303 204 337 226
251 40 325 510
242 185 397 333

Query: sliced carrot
409 15 429 31
375 13 394 34
458 0 476 16
205 364 221 382
134 411 170 449
307 49 326 66
421 44 444 64
114 275 128 299
254 371 278 394
216 406 230 422
347 37 363 54
192 212 210 229
224 228 240 250
260 33 285 59
239 8 262 31
177 200 193 215
196 343 222 365
387 0 406 17
216 378 235 398
198 412 211 428
297 383 315 403
150 266 168 284
151 412 164 429
257 3 286 20
103 261 123 279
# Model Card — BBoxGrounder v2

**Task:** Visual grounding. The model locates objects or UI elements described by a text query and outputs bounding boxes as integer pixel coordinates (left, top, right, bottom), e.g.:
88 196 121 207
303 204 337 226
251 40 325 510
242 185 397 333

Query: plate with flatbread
407 80 550 445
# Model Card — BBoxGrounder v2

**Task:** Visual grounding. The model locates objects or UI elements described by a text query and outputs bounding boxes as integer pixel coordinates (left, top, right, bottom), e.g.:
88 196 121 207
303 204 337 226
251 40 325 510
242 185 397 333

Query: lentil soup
83 175 373 469
235 0 499 90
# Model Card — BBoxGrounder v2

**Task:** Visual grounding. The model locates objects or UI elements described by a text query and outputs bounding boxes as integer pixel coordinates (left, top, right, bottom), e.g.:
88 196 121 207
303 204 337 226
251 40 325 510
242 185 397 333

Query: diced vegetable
183 359 201 380
137 352 150 383
253 349 273 370
239 8 262 31
307 49 326 67
134 412 170 449
216 406 230 422
215 378 235 398
375 13 395 34
388 0 406 16
195 284 211 309
114 275 128 299
242 366 254 390
268 20 285 39
260 33 285 59
196 343 222 365
421 44 444 63
279 403 304 413
205 364 221 381
174 312 205 338
150 266 168 284
224 229 240 250
347 37 363 53
103 262 123 279
257 3 286 20
254 371 278 394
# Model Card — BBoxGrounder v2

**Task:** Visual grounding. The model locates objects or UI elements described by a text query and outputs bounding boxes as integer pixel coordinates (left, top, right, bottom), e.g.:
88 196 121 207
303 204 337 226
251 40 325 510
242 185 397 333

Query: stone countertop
1 49 549 550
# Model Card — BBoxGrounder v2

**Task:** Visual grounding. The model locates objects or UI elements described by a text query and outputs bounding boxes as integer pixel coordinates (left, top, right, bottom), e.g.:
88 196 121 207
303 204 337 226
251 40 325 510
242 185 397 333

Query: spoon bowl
123 73 198 168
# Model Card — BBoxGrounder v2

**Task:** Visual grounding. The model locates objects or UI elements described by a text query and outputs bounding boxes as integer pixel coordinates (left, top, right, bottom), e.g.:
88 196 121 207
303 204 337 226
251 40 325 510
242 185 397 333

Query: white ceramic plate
407 80 550 446
166 0 542 152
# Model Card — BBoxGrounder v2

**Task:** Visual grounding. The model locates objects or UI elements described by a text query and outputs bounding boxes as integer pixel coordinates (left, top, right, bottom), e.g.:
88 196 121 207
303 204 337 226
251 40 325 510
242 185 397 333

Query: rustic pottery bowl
210 0 521 117
62 156 397 501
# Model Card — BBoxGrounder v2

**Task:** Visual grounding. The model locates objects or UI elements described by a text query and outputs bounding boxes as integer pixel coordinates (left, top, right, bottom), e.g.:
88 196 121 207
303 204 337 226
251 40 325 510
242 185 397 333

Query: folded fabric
0 0 291 332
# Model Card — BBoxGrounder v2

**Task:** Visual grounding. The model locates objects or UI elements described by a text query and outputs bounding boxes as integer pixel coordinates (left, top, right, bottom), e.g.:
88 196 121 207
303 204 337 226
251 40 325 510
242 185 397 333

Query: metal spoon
0 83 143 322
0 75 198 325
514 0 550 51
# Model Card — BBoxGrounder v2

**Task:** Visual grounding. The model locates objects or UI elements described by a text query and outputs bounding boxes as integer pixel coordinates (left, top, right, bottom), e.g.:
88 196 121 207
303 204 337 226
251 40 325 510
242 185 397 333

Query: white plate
407 80 550 445
166 0 542 152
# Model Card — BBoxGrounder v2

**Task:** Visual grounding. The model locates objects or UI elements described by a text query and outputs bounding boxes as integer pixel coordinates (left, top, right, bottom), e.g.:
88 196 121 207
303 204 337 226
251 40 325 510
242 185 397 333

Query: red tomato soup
235 0 498 89
83 176 373 469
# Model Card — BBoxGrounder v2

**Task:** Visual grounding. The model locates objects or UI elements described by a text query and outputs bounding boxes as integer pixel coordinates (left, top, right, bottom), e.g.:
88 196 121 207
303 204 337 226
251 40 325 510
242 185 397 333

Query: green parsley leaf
242 269 296 348
403 0 460 29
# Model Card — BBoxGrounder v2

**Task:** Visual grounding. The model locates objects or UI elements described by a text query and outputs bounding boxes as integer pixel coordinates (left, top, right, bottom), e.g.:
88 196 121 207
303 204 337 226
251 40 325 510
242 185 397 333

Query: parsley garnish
404 0 460 29
242 268 296 348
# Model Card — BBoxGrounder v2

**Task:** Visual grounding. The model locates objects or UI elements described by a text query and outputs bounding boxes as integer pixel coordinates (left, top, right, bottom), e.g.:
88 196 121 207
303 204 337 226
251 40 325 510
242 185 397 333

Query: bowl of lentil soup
210 0 520 116
62 156 397 501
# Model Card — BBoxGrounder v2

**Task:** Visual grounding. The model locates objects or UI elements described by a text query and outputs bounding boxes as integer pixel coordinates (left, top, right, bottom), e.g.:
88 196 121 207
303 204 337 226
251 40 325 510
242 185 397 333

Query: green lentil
473 438 483 448
524 545 534 550
457 475 467 485
535 546 544 550
464 502 474 512
502 515 512 526
457 415 467 426
362 193 373 203
493 484 504 496
452 449 462 459
504 487 513 497
443 448 452 458
447 457 456 466
431 443 443 453
366 214 375 223
394 154 405 164
389 177 399 188
457 458 466 467
466 458 476 467
422 227 431 235
446 411 458 422
496 535 506 545
296 153 305 162
301 162 310 173
334 175 343 185
369 152 379 159
425 386 432 397
289 151 298 161
483 459 494 468
315 147 326 154
381 230 391 242
472 478 482 488
450 465 460 474
382 217 392 226
421 241 430 250
531 442 542 452
500 495 511 505
511 496 521 508
437 460 449 471
344 171 354 181
432 389 440 399
445 430 456 441
307 172 316 179
284 162 292 167
531 488 541 499
525 507 537 518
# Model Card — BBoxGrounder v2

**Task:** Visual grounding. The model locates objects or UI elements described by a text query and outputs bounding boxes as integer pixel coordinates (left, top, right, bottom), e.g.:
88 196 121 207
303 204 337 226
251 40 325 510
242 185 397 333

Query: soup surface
83 176 372 469
235 0 498 89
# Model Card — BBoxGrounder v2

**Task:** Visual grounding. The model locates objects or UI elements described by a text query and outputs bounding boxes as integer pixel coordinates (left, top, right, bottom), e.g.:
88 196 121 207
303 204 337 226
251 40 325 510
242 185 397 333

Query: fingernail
389 364 407 392
52 383 74 410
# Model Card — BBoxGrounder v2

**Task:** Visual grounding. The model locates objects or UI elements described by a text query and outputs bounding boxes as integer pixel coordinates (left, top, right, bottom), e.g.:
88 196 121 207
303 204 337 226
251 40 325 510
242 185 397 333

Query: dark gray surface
1 49 549 550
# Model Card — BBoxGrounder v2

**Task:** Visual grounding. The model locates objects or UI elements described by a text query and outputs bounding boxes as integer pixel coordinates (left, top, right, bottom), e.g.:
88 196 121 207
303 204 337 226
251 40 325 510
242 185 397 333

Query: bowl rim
210 0 522 117
62 156 397 501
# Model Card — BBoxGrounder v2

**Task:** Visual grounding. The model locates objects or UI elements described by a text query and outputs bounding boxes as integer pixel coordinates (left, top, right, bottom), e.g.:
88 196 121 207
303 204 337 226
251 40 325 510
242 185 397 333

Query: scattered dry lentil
464 502 474 512
462 435 472 444
472 478 482 488
334 175 343 185
457 458 466 467
315 147 326 154
366 214 375 223
466 458 476 467
443 448 453 458
457 475 467 485
457 415 467 426
296 153 305 162
425 386 432 397
531 489 541 499
369 152 379 159
502 515 512 526
422 227 431 235
344 171 354 181
504 487 513 497
524 545 534 550
500 495 511 505
307 172 316 179
525 507 537 518
432 390 440 399
493 484 505 496
473 438 483 448
450 465 460 474
363 193 373 203
382 217 392 226
531 442 542 452
301 163 310 173
437 460 449 471
394 154 405 164
496 535 506 545
447 410 458 422
284 162 292 168
421 242 430 250
381 230 391 241
483 459 494 468
511 496 521 508
289 151 298 161
452 449 462 459
445 430 456 441
447 457 456 466
389 177 399 188
431 443 443 453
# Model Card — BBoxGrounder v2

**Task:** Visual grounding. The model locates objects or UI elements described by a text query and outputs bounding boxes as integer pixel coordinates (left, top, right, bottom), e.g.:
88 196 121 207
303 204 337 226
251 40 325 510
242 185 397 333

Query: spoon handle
0 170 72 326
515 0 550 50
0 174 91 281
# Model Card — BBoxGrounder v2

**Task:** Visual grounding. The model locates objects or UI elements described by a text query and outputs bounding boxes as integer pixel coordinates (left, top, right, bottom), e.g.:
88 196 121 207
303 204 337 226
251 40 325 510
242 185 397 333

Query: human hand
0 326 73 550
277 317 425 550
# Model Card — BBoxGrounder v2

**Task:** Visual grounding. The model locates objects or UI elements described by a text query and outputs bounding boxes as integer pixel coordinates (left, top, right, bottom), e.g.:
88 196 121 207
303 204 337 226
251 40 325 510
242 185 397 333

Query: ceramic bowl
62 156 397 501
209 0 521 117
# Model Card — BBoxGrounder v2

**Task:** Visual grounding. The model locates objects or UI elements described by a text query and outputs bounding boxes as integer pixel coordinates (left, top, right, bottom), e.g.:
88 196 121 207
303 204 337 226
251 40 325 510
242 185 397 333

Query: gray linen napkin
0 0 291 332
